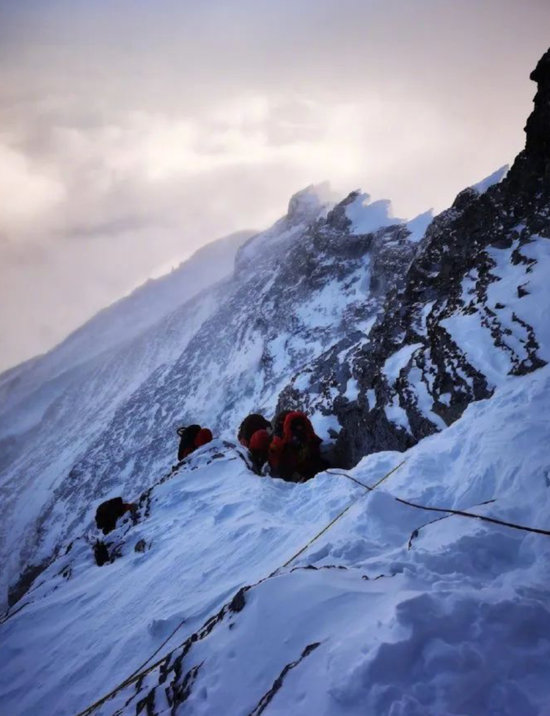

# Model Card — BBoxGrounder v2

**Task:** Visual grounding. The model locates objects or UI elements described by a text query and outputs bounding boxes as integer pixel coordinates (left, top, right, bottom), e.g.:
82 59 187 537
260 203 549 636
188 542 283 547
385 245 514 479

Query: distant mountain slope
0 229 253 436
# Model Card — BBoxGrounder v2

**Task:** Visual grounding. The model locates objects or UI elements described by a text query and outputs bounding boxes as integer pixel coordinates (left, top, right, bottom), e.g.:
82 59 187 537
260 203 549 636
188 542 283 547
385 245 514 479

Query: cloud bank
0 0 549 370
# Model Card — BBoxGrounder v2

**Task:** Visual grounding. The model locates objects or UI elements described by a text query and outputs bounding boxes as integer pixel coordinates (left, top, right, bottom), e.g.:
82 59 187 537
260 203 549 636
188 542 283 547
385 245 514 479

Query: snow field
2 365 550 715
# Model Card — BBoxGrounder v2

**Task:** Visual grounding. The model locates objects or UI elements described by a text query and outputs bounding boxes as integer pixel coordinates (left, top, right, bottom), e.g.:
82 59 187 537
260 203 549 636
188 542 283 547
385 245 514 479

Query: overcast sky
0 0 549 372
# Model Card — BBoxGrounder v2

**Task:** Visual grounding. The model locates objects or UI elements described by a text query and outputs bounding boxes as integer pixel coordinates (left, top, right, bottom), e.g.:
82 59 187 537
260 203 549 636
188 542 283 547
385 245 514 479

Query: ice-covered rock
283 50 550 466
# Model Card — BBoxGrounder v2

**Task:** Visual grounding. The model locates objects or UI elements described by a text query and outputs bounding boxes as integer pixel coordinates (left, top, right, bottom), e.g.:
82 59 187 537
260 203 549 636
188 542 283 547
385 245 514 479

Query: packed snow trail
72 449 550 716
64 461 410 716
1 366 550 715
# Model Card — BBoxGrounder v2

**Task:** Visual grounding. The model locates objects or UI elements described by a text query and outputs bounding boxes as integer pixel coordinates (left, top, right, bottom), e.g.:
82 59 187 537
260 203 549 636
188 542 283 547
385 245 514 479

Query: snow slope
0 180 423 607
0 230 252 438
1 364 549 716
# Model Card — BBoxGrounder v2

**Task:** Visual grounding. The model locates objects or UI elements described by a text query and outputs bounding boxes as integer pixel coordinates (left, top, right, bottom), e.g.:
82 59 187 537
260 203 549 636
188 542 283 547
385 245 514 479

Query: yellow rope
280 460 407 569
72 459 407 716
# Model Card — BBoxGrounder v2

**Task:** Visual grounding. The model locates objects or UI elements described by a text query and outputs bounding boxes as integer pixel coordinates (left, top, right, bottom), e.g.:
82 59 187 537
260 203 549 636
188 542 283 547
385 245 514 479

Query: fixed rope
73 651 172 716
280 460 407 569
394 494 550 538
71 459 407 716
329 470 550 540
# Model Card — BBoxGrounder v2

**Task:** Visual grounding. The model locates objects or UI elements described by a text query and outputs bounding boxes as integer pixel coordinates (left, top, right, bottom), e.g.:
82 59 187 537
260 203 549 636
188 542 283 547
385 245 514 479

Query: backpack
95 497 128 535
238 414 271 446
177 425 201 460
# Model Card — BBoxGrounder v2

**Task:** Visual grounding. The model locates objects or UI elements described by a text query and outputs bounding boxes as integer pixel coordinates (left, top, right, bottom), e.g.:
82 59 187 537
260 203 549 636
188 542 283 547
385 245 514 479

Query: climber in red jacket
237 413 272 472
177 424 214 461
268 411 327 482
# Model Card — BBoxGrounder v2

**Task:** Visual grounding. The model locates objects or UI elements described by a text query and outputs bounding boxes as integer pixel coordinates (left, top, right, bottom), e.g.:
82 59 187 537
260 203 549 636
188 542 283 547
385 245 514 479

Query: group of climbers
238 410 328 482
93 409 327 564
174 411 327 482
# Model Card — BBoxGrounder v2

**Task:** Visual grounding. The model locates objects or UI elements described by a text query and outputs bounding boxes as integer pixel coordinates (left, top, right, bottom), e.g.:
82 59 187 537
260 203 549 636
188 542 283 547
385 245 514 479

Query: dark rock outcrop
318 46 550 465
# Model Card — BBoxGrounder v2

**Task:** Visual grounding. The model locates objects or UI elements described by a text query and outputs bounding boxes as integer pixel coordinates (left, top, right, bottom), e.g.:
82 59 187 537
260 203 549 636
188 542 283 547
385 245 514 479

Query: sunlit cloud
0 0 549 370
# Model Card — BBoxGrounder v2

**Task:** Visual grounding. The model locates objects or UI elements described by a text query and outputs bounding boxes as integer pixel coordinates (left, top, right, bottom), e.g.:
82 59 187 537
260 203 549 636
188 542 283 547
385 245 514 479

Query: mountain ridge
0 45 549 716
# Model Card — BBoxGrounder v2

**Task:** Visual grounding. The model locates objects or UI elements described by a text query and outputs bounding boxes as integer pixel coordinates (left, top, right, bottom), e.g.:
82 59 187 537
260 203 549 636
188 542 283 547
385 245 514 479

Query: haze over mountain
0 45 550 716
1 0 550 370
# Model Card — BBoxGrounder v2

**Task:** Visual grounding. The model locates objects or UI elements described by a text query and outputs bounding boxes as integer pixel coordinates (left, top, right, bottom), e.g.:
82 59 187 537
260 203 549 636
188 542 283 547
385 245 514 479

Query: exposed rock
296 49 550 466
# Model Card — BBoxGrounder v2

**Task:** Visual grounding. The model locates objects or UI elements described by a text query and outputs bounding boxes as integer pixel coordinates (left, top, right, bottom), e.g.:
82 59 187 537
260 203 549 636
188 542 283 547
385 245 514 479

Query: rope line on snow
70 459 407 716
279 460 407 569
330 470 550 540
406 499 496 549
393 495 550 537
73 651 172 716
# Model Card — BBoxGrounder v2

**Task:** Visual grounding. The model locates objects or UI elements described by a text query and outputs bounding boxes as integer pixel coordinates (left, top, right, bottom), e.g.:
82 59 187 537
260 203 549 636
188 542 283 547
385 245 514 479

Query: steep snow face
1 366 549 716
0 182 417 605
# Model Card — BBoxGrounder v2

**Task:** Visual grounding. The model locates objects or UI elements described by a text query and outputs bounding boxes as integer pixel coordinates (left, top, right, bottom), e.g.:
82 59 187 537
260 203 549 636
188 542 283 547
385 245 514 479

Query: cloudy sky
0 0 549 371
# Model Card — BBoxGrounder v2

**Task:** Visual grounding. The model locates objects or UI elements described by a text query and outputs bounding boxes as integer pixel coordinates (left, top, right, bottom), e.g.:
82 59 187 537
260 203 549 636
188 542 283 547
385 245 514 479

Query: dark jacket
177 425 213 461
95 497 134 535
268 411 326 482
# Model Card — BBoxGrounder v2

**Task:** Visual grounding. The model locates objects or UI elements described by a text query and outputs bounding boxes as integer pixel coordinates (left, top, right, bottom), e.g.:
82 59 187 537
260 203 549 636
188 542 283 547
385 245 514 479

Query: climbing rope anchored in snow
328 469 550 542
277 459 408 570
70 459 408 716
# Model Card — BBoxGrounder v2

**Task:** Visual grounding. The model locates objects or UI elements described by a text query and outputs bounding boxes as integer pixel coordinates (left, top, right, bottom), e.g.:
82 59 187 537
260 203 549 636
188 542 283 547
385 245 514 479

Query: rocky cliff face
281 48 550 467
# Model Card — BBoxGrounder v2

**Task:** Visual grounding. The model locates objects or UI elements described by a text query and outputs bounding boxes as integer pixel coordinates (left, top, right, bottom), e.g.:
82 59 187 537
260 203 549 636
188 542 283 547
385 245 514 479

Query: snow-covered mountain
3 364 549 716
0 46 549 716
0 229 253 437
0 179 428 603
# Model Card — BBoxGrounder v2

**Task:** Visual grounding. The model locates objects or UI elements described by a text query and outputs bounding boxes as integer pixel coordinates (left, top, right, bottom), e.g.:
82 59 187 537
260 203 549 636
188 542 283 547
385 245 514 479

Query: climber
248 428 273 473
272 409 292 438
268 411 328 482
237 413 273 473
95 497 137 536
177 424 213 461
237 413 272 446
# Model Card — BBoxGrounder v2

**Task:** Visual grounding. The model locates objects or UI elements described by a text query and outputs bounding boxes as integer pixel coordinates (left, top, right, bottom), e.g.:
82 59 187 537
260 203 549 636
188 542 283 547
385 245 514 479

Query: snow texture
1 367 549 716
1 44 550 716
